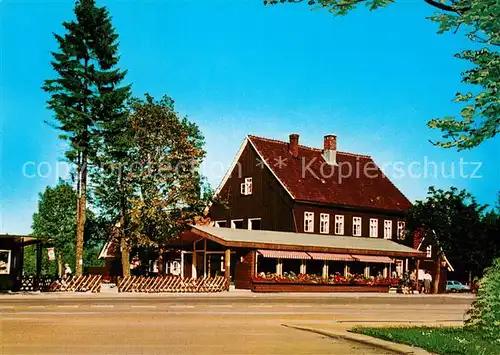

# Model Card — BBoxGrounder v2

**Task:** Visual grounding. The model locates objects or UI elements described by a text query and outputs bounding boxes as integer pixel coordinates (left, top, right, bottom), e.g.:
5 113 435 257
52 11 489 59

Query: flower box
251 281 390 293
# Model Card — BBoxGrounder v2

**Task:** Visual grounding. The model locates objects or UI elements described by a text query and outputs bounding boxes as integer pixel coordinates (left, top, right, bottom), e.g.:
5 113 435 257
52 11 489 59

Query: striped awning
352 255 393 263
307 252 355 261
257 250 310 259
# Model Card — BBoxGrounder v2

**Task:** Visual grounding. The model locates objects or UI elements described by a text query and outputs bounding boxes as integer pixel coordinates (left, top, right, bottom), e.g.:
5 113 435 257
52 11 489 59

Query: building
0 234 46 291
178 134 425 291
413 228 454 293
101 133 425 292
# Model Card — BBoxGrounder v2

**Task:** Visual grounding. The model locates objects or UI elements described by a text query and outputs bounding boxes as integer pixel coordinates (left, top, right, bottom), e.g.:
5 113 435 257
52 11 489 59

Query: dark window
249 219 261 230
231 220 244 229
215 221 227 228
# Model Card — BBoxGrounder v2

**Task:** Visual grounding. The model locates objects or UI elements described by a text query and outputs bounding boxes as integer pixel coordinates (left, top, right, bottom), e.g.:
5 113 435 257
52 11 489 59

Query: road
0 294 472 355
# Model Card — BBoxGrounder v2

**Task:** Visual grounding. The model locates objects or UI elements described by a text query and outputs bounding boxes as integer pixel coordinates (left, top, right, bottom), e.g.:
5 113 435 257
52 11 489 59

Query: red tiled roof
248 135 411 212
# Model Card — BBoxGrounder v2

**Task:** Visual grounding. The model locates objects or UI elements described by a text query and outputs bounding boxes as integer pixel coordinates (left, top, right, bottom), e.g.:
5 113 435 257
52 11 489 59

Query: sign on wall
0 250 12 274
47 248 56 261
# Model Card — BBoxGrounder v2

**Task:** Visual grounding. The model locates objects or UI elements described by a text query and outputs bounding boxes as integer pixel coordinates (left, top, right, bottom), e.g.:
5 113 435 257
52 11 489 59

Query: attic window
240 177 252 195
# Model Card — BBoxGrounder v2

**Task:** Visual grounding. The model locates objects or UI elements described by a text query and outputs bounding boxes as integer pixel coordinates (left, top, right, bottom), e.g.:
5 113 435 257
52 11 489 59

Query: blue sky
1 0 499 234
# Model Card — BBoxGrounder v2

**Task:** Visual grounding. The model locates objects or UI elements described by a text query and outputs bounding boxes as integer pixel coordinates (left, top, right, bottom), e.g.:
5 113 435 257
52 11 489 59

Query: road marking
248 305 272 308
286 305 313 308
130 305 157 309
0 311 99 315
57 305 79 308
209 305 232 308
28 305 46 308
0 306 14 309
91 305 114 308
169 305 194 309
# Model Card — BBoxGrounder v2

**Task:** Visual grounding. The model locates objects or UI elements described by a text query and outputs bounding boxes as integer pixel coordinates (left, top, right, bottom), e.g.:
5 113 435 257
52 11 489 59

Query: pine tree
42 0 131 275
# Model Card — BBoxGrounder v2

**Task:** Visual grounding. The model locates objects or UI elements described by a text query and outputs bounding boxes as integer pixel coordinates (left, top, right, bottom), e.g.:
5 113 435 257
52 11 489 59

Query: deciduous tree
28 181 106 276
93 94 212 276
406 186 499 280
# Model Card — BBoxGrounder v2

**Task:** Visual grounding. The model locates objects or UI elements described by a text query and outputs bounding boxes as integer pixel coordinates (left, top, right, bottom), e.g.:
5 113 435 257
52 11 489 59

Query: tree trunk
157 250 164 276
433 253 442 294
121 234 130 277
57 251 63 278
75 156 87 276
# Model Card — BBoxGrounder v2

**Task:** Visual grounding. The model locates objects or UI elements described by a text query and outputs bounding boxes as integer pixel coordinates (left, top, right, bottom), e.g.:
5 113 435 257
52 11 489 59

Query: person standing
424 270 433 294
418 269 425 293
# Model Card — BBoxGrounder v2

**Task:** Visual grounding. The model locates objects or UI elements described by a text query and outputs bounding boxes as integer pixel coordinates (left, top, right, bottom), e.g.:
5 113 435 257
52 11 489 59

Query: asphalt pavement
0 293 472 354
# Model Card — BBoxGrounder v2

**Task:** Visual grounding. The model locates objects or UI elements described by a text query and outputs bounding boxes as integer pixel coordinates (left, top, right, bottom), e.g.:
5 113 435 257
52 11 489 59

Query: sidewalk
282 323 433 355
0 289 476 300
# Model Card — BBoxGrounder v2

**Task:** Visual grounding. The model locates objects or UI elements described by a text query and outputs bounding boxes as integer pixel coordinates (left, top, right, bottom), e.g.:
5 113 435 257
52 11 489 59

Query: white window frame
384 220 392 239
397 221 406 240
214 220 227 228
369 218 378 238
248 218 261 230
334 215 344 235
240 177 253 195
231 219 244 229
319 213 329 234
426 245 432 258
352 217 362 236
0 249 12 275
304 212 314 233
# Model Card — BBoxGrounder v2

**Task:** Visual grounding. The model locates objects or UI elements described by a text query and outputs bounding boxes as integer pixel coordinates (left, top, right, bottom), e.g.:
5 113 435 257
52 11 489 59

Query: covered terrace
174 226 425 292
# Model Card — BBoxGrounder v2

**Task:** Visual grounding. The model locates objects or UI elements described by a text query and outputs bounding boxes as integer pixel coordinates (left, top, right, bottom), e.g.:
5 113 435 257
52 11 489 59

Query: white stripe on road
91 305 114 308
169 305 194 309
0 306 14 309
286 305 313 308
248 305 272 308
130 305 157 309
209 305 232 308
57 305 79 308
28 306 46 308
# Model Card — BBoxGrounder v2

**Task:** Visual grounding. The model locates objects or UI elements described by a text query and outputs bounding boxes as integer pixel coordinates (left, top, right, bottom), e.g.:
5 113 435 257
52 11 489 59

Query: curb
282 324 432 355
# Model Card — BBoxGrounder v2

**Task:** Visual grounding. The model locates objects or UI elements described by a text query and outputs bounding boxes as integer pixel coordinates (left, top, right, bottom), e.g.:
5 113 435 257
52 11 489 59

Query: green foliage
31 180 78 272
28 180 106 275
42 0 131 164
126 94 210 246
264 0 500 150
42 0 131 274
92 93 211 249
406 186 500 278
466 257 500 340
353 326 500 355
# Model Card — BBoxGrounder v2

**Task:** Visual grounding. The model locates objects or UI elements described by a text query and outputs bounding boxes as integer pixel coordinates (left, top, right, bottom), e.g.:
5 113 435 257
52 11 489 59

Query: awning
352 255 393 263
258 250 310 259
307 252 355 261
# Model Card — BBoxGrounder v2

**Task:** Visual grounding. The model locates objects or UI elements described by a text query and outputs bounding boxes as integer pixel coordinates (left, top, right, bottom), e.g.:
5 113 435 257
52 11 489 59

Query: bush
465 257 500 340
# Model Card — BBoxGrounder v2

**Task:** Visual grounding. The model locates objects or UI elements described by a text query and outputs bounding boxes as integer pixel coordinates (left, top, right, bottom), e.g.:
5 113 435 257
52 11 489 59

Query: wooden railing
117 276 228 293
49 275 102 293
19 276 54 292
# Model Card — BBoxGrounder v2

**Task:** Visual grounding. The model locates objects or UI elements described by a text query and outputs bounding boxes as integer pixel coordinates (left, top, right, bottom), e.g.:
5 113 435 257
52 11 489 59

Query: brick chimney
289 134 299 158
323 134 337 165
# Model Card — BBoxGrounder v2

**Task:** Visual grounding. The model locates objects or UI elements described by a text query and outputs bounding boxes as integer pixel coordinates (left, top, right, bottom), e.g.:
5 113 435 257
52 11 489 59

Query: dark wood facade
209 140 407 241
210 142 295 232
293 202 405 239
234 249 255 290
